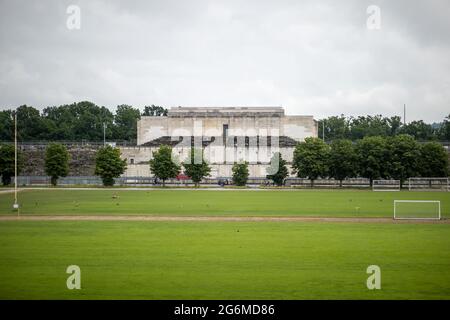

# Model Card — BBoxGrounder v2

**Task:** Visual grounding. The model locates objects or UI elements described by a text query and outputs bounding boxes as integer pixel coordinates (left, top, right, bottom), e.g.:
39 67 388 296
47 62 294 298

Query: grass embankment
0 189 449 217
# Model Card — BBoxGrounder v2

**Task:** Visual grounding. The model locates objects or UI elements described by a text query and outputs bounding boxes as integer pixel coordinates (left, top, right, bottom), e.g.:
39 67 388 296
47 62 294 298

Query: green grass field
0 189 449 299
0 189 449 217
1 221 449 299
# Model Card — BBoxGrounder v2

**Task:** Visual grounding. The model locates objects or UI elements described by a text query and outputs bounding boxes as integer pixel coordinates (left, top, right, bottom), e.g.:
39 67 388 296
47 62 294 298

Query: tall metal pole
403 104 406 125
322 119 325 142
14 111 18 213
103 122 106 146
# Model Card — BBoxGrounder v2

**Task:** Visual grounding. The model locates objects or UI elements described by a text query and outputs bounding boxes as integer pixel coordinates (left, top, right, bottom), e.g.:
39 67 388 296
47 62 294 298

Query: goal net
373 180 400 191
394 200 441 220
408 177 449 191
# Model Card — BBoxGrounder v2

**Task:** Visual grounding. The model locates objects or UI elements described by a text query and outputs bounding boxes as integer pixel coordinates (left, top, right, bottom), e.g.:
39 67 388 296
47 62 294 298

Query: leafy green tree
114 104 141 141
183 148 211 187
317 114 435 141
41 105 74 140
318 115 350 141
438 114 450 141
94 145 127 186
232 161 249 186
266 152 289 186
42 101 114 141
387 116 403 136
292 137 329 187
16 105 48 140
419 142 449 177
328 139 357 187
349 115 391 140
0 110 13 141
399 120 436 140
142 105 168 116
149 145 180 186
0 144 23 185
387 135 421 187
45 143 70 186
355 136 390 186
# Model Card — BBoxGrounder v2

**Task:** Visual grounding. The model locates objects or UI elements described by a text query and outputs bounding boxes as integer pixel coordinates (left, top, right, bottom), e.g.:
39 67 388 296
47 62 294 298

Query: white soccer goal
394 200 441 220
408 177 449 191
373 180 401 191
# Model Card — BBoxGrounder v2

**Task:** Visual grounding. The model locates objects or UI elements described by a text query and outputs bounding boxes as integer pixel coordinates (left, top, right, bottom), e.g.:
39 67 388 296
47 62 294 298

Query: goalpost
394 200 441 220
408 177 449 191
373 180 400 191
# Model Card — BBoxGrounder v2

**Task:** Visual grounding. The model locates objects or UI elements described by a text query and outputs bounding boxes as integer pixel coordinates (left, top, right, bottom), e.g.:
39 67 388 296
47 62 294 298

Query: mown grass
0 189 449 217
0 221 449 299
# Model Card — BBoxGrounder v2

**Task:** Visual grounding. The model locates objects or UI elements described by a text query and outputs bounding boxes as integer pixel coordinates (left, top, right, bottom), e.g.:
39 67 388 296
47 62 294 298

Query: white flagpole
14 111 19 214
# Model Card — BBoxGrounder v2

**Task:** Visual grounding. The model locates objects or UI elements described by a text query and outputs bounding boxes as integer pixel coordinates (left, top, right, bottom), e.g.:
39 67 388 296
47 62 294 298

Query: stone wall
120 145 296 178
20 145 98 176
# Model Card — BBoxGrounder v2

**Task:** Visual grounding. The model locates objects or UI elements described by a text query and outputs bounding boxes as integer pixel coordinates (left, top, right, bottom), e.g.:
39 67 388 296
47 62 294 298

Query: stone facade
20 144 98 176
137 107 316 145
121 107 317 178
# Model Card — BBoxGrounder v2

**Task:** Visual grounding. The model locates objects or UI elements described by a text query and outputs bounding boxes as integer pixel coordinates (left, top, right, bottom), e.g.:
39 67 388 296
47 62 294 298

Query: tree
149 145 180 186
0 144 23 186
232 161 249 186
45 143 70 186
292 137 329 187
387 116 403 136
419 142 449 177
142 105 168 116
94 145 127 186
328 139 357 187
16 105 48 140
42 101 115 141
114 104 141 141
266 152 289 186
399 120 436 140
183 148 211 187
387 135 421 187
0 110 13 141
355 136 390 186
349 115 391 140
2 103 450 143
318 115 350 141
438 114 450 141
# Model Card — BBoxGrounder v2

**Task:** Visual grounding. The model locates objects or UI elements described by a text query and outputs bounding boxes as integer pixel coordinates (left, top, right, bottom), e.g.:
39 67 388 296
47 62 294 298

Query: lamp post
403 104 406 125
322 119 325 142
103 122 106 146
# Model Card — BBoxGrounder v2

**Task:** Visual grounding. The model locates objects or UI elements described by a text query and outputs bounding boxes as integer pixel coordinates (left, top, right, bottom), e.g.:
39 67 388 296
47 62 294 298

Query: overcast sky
0 0 449 122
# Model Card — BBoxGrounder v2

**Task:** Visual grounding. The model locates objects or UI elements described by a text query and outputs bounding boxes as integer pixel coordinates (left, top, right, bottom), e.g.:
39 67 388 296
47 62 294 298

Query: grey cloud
0 0 449 122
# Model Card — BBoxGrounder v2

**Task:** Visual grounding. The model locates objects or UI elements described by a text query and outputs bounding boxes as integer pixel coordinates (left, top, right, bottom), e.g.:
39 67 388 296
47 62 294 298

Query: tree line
1 135 448 187
291 136 449 187
0 142 252 187
0 143 127 186
149 146 252 187
318 114 450 141
0 102 167 142
1 102 449 143
115 136 449 188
